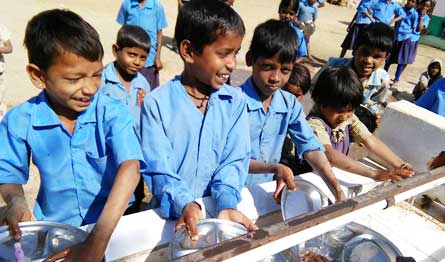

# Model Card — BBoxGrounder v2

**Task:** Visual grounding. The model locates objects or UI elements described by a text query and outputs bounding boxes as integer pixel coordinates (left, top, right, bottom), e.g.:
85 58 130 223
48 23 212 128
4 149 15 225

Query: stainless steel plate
0 221 88 262
341 233 402 262
281 179 329 221
168 219 247 260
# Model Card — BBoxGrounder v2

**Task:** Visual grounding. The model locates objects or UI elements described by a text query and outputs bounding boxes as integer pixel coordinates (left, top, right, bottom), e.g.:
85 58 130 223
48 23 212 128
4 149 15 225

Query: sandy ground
0 1 443 215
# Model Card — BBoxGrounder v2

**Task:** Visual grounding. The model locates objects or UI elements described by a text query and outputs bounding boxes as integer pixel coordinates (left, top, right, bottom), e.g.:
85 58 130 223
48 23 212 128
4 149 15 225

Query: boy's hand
175 202 203 241
300 251 330 262
373 168 413 182
335 190 346 202
1 198 32 241
273 164 296 204
217 209 258 232
154 57 163 71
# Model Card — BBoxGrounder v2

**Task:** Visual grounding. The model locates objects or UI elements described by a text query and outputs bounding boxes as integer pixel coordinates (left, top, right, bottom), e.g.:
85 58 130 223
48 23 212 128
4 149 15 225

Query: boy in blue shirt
117 0 168 90
141 1 257 240
100 25 151 213
240 20 345 203
0 10 144 261
296 0 318 61
370 0 404 25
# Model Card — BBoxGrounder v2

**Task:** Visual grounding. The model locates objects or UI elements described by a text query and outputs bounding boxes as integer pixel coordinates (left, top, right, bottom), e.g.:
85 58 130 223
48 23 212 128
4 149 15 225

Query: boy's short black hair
175 0 245 54
249 19 298 63
116 25 151 53
24 9 104 71
354 23 394 53
288 64 311 94
278 0 300 14
312 67 363 109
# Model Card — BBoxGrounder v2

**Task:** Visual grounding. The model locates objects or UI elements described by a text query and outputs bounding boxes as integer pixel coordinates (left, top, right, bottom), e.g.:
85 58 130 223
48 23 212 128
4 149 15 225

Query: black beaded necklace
186 90 209 109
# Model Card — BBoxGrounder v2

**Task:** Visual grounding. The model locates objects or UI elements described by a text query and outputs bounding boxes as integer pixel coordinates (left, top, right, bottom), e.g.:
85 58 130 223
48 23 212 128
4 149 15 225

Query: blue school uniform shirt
298 2 318 22
416 78 445 117
355 0 373 24
240 77 324 185
301 0 324 5
370 0 403 25
116 0 168 67
411 13 430 42
100 62 150 139
0 92 145 226
140 76 250 219
395 7 418 41
289 22 308 57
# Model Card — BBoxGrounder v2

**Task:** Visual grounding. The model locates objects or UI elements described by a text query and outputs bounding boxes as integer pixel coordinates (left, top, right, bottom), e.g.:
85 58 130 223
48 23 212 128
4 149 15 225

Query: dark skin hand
0 185 32 241
300 252 330 262
174 202 204 241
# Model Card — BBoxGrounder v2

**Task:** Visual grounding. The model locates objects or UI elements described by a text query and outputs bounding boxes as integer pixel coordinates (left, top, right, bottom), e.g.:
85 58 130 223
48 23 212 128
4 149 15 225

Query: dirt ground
0 1 443 214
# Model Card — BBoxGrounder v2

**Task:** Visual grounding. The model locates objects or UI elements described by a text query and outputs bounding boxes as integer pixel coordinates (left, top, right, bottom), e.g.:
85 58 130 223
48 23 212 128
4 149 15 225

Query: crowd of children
1 0 440 260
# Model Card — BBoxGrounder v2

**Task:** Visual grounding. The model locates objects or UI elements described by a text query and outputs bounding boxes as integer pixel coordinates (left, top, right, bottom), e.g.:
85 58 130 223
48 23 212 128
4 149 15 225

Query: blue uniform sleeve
395 4 405 18
104 102 146 168
416 79 442 113
357 0 371 13
288 98 325 159
140 96 194 219
313 6 318 20
116 1 127 25
297 29 308 57
156 1 168 31
211 98 250 213
0 116 30 184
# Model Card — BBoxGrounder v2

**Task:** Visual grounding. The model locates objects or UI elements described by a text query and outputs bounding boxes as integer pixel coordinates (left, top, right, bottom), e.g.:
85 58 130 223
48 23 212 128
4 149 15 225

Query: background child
340 0 373 57
315 23 394 132
241 19 345 203
296 0 318 61
100 25 151 213
117 0 168 89
0 23 12 121
141 1 257 241
384 0 419 85
409 0 432 71
308 67 414 182
412 58 442 100
0 9 144 261
416 77 445 116
278 0 308 63
370 0 404 26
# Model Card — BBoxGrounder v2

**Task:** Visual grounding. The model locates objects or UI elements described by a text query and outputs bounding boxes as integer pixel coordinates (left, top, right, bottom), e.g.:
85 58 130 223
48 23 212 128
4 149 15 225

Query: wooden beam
175 168 445 262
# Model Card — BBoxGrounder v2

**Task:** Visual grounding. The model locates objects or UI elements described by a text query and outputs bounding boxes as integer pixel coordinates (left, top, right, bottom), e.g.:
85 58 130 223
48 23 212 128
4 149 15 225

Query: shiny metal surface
168 219 247 260
281 179 329 221
264 222 402 262
0 221 88 262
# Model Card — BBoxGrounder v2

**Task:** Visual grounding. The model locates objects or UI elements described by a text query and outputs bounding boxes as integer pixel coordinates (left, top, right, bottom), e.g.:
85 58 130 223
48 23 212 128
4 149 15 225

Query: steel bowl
341 233 402 262
0 221 88 262
281 179 330 221
168 219 248 260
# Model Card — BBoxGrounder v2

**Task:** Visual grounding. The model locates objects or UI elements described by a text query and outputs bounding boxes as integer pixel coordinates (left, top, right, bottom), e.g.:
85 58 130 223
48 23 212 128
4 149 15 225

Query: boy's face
284 83 304 101
308 0 317 5
353 46 387 79
405 0 417 9
279 7 296 23
113 46 147 76
30 52 103 117
249 52 294 98
188 30 243 89
429 64 440 77
320 105 354 128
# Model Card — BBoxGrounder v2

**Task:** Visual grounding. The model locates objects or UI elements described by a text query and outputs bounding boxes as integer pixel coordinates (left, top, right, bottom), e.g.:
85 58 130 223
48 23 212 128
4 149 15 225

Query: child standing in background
278 0 308 63
307 67 415 182
100 25 151 213
0 10 144 261
141 1 257 241
117 0 168 90
241 19 345 203
0 23 12 121
370 0 404 25
297 0 318 61
384 0 419 85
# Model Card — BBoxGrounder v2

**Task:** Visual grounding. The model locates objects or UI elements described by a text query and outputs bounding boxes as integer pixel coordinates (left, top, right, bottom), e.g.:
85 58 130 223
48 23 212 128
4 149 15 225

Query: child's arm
154 30 163 71
0 184 32 240
249 160 296 203
154 3 168 72
304 150 345 201
45 160 140 262
347 12 358 31
211 98 257 231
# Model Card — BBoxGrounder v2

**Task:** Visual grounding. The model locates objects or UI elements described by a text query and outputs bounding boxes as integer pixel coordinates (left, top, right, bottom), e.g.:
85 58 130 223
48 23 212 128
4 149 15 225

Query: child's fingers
273 181 286 204
185 217 200 241
43 247 71 262
5 214 22 241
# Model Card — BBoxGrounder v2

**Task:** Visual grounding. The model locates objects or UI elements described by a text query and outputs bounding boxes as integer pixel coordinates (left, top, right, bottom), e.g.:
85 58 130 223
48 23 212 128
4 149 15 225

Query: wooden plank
175 168 445 262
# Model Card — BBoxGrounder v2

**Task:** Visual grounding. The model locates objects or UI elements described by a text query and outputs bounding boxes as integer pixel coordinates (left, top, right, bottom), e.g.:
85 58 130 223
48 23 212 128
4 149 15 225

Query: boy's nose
82 77 100 95
226 55 237 71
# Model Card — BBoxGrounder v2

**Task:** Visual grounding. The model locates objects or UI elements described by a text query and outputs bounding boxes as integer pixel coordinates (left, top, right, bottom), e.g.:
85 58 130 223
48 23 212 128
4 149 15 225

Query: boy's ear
245 51 253 66
179 40 195 64
112 44 120 58
26 64 46 90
